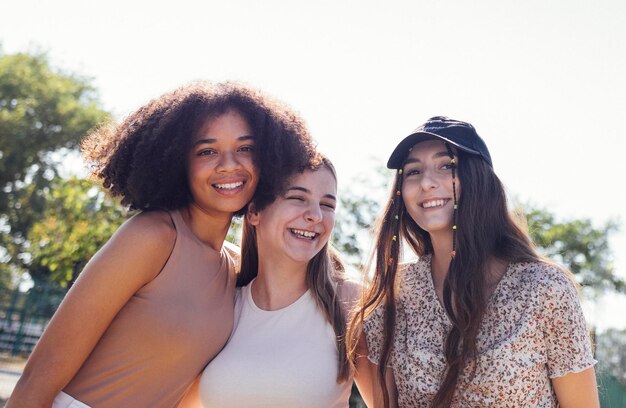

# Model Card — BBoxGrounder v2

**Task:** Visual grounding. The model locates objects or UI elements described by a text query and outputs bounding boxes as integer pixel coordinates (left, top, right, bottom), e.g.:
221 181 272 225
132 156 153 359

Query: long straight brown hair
348 151 543 407
238 156 351 383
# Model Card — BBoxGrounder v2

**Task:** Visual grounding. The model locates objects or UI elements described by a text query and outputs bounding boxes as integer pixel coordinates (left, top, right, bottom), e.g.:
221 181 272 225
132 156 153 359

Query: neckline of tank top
172 209 226 255
244 279 312 314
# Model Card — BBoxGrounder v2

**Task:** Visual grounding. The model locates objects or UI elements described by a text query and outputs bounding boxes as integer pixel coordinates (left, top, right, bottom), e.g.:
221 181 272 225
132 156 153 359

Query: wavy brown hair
238 155 351 383
82 81 316 213
348 151 542 407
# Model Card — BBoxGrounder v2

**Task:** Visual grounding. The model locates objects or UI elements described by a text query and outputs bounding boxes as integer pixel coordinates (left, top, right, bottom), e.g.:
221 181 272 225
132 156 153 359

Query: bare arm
372 366 398 408
336 279 378 407
6 212 176 408
552 367 599 408
351 315 397 408
353 332 375 407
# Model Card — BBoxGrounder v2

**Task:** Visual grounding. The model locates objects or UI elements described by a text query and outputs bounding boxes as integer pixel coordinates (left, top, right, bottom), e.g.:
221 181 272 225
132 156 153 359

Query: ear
246 202 260 226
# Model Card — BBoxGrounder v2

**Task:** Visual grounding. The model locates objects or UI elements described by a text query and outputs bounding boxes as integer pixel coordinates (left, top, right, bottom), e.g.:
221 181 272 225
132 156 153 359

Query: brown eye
405 168 421 176
198 149 217 156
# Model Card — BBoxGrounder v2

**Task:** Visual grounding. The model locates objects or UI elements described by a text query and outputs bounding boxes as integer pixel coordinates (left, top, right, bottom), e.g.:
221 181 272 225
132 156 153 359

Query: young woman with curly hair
175 155 373 407
7 82 316 408
348 117 598 407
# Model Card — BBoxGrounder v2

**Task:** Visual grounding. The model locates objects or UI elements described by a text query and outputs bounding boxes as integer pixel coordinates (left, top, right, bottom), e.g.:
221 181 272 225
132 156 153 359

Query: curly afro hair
82 81 317 213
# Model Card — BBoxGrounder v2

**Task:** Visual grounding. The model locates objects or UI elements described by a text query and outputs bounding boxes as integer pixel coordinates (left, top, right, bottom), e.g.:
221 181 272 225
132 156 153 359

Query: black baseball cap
387 116 493 169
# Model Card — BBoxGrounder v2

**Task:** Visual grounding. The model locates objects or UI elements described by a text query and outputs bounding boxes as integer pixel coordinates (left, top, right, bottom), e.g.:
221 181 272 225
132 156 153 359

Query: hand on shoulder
78 210 178 286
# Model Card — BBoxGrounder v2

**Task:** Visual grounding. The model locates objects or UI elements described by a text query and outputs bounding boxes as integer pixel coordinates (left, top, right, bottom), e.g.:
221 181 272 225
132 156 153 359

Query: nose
419 169 439 191
304 204 323 223
216 151 241 172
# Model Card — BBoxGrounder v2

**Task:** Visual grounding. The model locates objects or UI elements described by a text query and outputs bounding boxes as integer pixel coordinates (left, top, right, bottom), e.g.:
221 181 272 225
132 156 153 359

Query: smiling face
187 109 258 217
248 167 337 268
401 139 458 237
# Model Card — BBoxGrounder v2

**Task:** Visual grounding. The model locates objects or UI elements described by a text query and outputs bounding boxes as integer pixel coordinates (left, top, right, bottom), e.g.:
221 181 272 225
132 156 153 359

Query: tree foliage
332 165 390 269
0 50 110 285
525 207 624 295
333 188 380 267
25 177 128 287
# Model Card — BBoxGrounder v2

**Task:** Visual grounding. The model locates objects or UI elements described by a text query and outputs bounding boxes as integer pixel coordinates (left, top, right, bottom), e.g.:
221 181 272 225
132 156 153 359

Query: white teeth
422 199 446 208
214 181 243 190
290 229 317 239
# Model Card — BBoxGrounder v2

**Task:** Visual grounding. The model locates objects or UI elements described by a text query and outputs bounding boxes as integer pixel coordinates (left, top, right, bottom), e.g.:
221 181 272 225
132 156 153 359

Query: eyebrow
286 186 337 201
404 150 452 165
193 135 254 146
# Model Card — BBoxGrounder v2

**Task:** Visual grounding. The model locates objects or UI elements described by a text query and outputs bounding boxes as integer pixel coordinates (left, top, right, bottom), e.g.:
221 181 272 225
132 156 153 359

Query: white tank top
199 281 352 408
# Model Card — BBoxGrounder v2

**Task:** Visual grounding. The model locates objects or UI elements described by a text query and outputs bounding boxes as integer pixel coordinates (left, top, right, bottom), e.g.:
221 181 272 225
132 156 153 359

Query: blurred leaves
526 206 623 295
0 50 109 214
25 177 128 287
332 164 390 269
0 50 111 287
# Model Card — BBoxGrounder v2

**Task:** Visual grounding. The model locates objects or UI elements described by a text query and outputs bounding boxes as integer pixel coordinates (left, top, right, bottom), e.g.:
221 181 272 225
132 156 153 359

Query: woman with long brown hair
349 116 598 407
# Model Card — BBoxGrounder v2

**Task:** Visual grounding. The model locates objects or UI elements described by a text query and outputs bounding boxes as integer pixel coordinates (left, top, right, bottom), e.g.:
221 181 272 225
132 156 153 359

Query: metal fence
0 283 67 356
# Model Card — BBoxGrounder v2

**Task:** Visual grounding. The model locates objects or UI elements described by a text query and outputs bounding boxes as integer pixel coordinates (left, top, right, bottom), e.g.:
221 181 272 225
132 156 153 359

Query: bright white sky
1 0 625 329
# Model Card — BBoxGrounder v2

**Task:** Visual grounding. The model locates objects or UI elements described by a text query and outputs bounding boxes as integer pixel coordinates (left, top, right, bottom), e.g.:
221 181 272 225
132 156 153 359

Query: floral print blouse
363 255 596 407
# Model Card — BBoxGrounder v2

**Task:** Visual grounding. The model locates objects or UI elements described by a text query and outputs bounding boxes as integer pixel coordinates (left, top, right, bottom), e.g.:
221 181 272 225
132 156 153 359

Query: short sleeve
541 269 597 378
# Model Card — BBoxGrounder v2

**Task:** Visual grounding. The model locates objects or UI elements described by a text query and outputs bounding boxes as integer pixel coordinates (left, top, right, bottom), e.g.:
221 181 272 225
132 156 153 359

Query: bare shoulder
116 210 176 247
79 210 177 286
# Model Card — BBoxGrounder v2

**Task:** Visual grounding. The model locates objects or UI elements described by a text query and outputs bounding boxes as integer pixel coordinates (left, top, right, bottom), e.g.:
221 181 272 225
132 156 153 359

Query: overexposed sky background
1 0 625 329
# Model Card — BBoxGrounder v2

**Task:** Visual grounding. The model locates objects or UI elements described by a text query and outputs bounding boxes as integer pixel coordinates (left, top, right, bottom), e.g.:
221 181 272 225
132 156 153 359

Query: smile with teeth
421 199 449 209
213 181 244 190
290 228 318 240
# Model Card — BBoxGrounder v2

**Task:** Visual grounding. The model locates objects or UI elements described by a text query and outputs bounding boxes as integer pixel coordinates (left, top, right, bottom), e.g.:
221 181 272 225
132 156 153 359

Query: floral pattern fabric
363 255 596 407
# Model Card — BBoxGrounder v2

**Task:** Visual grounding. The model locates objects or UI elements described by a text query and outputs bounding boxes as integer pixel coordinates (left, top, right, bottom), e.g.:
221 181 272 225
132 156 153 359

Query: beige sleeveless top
63 209 236 408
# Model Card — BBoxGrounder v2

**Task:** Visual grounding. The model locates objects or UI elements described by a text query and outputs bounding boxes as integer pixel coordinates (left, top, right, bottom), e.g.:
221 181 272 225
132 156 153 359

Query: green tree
0 50 110 284
24 177 128 287
226 217 243 246
332 164 390 269
333 187 380 268
525 206 624 295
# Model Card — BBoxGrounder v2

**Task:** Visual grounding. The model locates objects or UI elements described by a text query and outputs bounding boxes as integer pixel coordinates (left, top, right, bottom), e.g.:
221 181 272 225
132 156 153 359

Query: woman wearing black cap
348 117 598 407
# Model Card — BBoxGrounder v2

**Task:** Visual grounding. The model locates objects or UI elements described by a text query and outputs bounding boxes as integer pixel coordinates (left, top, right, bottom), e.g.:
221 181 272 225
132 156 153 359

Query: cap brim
386 131 481 169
